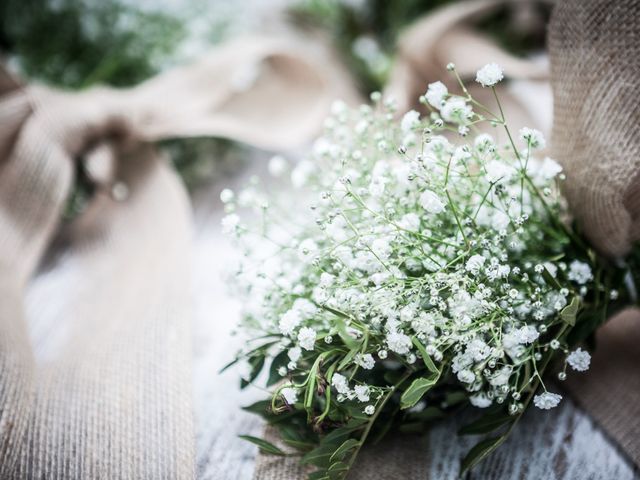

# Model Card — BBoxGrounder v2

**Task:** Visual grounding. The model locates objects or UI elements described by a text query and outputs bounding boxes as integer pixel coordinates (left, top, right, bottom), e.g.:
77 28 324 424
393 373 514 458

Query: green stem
344 371 412 478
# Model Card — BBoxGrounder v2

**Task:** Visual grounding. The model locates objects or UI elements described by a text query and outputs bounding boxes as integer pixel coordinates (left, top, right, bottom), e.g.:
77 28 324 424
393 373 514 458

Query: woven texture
550 0 640 466
549 0 640 257
0 36 355 479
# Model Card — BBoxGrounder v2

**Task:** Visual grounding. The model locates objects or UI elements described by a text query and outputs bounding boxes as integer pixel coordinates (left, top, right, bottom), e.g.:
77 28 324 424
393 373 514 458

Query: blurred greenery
0 0 184 88
290 0 549 93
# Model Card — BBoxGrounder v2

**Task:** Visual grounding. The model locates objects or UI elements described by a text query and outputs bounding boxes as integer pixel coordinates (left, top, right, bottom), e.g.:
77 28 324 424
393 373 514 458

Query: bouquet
222 63 636 478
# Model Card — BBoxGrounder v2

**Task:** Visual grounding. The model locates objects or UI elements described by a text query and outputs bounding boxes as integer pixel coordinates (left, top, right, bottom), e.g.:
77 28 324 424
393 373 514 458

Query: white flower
281 387 298 404
425 81 448 108
536 157 563 180
419 190 445 214
470 393 492 408
533 392 562 410
355 353 375 370
298 327 317 351
568 260 593 284
386 331 412 355
220 188 234 203
398 213 421 231
475 63 504 87
485 159 514 183
279 309 302 336
332 373 350 394
364 405 375 415
519 127 546 150
320 272 335 287
440 97 472 123
354 385 370 402
288 346 302 363
567 348 591 371
221 214 240 235
457 369 476 383
488 367 511 386
401 110 421 133
465 255 486 275
268 155 288 177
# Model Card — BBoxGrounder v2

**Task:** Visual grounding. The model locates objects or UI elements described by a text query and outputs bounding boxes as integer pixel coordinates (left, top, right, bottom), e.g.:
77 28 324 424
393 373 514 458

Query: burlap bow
0 36 356 479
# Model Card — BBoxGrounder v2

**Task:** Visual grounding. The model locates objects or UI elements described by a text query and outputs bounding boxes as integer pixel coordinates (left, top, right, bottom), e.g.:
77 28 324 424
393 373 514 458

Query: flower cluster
223 64 628 478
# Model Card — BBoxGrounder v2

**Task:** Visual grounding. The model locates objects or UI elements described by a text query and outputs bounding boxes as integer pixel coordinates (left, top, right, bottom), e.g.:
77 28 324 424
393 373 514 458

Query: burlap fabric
549 0 640 258
0 37 355 479
254 0 640 478
550 0 640 466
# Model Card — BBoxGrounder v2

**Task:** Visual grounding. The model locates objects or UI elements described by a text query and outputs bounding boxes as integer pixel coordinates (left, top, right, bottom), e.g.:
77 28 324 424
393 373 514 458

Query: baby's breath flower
401 110 421 133
220 188 234 203
475 63 504 87
519 127 546 150
425 81 448 108
297 327 317 351
568 260 593 284
533 392 562 410
567 348 591 371
419 189 445 214
332 373 350 395
228 66 622 479
354 385 371 402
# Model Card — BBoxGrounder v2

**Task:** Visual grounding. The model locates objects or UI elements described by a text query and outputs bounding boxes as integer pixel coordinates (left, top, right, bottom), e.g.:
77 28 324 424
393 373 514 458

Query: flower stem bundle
223 64 635 478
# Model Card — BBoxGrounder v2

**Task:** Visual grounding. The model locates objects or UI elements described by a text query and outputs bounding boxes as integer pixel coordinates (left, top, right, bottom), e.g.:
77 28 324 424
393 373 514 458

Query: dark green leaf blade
460 436 506 475
400 376 438 409
458 412 514 435
329 438 360 463
239 435 286 456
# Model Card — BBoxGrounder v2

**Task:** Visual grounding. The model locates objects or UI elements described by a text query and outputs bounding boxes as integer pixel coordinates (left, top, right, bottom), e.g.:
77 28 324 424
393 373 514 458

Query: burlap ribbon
0 36 355 479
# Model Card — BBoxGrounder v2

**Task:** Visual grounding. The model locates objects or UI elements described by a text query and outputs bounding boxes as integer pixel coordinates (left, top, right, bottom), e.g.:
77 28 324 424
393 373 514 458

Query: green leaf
240 355 265 389
329 438 360 463
400 376 438 409
323 419 367 444
560 296 580 326
335 319 359 350
337 347 359 370
460 436 506 474
301 444 336 468
327 461 349 479
238 435 286 456
267 350 290 387
459 412 514 435
241 400 273 419
411 337 439 374
541 266 561 289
